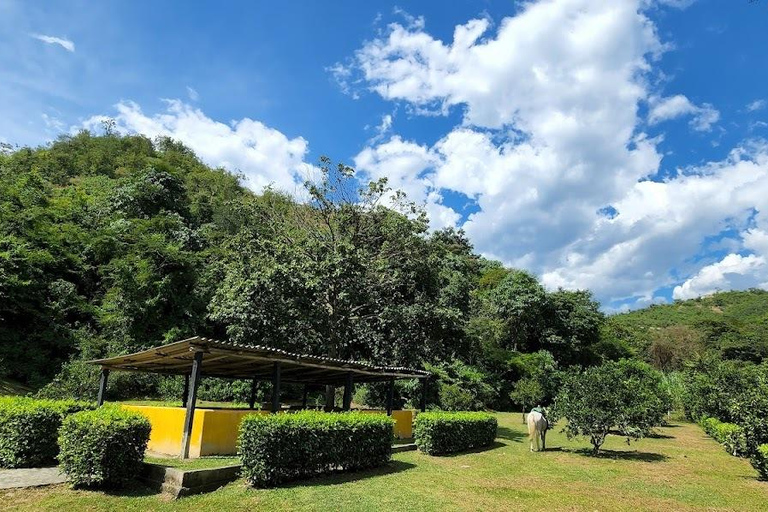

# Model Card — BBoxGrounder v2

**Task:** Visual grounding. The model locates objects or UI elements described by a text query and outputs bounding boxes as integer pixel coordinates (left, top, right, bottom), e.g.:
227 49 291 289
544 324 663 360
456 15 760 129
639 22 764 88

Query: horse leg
541 430 546 451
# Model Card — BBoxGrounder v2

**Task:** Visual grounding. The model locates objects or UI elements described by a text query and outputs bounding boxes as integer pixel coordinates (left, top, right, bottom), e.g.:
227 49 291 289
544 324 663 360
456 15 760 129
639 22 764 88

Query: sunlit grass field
2 412 766 511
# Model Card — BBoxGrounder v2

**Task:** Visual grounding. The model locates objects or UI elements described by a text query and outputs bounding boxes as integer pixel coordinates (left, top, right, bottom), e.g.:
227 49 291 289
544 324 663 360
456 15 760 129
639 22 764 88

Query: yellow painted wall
122 405 203 457
391 410 414 438
198 409 267 456
363 409 414 439
123 405 415 457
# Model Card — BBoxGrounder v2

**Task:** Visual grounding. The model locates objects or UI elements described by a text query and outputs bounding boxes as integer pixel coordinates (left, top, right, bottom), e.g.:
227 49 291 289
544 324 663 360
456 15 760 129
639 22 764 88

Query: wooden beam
270 362 281 413
343 373 353 411
181 351 203 459
97 369 109 407
182 373 190 407
249 378 257 409
386 378 394 416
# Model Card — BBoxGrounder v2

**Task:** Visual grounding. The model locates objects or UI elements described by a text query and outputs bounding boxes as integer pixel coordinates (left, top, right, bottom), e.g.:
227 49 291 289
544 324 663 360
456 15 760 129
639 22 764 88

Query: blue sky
2 0 768 312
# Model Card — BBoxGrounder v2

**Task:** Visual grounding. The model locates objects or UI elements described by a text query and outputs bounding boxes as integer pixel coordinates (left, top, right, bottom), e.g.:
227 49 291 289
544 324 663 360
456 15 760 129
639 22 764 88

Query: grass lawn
2 412 766 511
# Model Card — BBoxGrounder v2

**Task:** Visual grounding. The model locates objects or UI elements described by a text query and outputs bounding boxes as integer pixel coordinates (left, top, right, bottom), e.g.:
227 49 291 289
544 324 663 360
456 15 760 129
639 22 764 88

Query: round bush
0 397 94 468
58 407 151 488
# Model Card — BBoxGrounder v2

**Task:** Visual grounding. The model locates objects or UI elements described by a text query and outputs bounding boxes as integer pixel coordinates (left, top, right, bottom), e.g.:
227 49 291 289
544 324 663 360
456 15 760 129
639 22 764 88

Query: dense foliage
751 445 768 481
238 411 393 487
0 132 618 411
552 360 668 454
58 406 151 488
0 397 94 468
681 356 768 456
700 417 747 457
413 411 497 455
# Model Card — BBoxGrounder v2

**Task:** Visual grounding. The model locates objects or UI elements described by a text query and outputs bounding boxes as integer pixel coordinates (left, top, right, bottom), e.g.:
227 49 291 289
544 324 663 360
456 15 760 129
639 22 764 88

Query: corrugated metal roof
88 336 430 384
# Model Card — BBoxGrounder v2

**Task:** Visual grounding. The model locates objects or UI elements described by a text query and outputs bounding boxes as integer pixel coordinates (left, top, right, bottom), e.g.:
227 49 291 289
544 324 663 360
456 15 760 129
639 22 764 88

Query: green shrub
699 417 748 457
750 444 768 481
414 411 497 455
238 411 393 487
58 407 151 488
0 397 95 468
715 423 747 457
552 360 667 454
699 416 722 438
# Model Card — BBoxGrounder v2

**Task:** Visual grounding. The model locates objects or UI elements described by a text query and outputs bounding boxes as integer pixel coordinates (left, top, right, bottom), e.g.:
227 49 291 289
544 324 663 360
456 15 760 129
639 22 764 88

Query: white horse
527 409 548 452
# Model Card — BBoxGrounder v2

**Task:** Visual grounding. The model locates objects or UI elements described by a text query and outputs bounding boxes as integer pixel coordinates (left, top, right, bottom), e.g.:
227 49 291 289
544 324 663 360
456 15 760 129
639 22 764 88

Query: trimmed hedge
750 444 768 481
699 416 721 438
238 411 394 487
715 423 747 457
700 417 748 457
0 397 95 468
58 407 151 488
414 411 497 455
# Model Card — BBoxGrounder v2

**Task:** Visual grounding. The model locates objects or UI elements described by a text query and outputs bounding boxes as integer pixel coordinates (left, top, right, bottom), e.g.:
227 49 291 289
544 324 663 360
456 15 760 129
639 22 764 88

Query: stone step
392 443 417 453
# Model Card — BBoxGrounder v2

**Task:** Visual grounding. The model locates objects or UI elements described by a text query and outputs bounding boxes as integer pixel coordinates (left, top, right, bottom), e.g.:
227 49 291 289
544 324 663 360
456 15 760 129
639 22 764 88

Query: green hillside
606 289 768 368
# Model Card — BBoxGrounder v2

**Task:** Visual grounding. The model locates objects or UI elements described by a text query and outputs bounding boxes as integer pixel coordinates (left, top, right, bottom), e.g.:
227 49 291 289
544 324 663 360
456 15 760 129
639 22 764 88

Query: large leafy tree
543 289 605 366
208 158 472 366
485 269 547 352
553 359 668 454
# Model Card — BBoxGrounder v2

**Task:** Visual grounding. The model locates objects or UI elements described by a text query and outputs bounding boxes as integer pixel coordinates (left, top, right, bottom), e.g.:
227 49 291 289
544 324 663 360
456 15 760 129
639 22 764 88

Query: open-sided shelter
89 336 431 458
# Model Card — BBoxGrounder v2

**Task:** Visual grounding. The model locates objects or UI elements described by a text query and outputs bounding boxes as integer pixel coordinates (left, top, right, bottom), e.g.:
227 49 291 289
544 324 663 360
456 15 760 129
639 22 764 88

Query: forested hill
0 132 253 387
0 131 616 410
606 289 768 369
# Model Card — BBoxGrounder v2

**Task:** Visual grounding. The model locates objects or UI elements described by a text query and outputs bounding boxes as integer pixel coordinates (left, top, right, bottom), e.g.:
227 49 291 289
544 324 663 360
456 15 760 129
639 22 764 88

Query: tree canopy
0 132 626 408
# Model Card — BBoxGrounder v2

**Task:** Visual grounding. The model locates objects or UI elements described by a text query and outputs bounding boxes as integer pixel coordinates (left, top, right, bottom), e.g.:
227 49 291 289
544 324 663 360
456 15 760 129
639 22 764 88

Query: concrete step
392 443 417 453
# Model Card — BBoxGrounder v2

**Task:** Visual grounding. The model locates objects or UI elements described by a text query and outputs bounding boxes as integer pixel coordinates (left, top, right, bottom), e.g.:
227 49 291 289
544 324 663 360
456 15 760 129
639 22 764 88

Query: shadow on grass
99 480 162 498
438 441 510 458
646 432 675 440
568 448 669 463
277 460 417 489
496 426 526 443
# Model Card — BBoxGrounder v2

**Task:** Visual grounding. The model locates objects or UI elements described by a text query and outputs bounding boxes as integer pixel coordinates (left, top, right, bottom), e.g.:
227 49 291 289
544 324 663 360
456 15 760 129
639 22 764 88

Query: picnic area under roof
88 336 430 385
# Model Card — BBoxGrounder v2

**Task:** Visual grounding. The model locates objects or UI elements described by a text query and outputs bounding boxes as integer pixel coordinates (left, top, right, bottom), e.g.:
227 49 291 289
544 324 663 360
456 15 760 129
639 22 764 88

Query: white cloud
342 1 664 130
42 113 65 132
186 86 199 102
354 136 460 230
367 113 394 144
80 100 312 193
342 0 766 308
747 99 767 112
30 34 75 52
544 143 768 302
673 254 767 300
648 95 720 132
688 104 720 132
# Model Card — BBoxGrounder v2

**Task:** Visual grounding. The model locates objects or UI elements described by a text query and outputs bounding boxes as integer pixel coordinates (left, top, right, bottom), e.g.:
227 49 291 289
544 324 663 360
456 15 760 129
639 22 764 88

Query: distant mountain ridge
606 289 768 368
